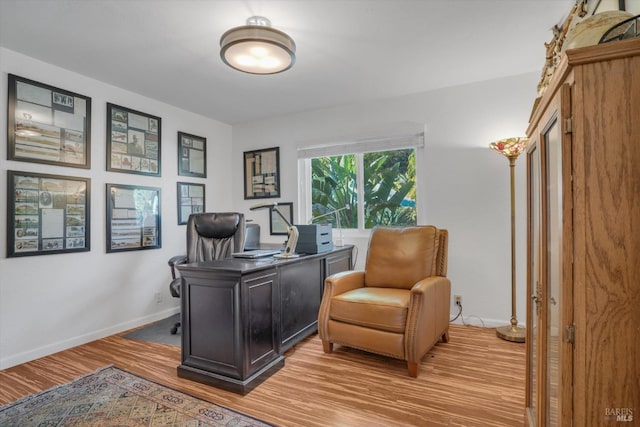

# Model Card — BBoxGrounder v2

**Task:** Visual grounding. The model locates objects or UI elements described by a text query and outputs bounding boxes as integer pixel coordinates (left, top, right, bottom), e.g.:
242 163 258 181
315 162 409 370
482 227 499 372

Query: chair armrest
168 255 187 280
169 277 182 298
318 271 365 341
405 276 451 361
324 270 365 297
168 255 187 267
410 275 450 295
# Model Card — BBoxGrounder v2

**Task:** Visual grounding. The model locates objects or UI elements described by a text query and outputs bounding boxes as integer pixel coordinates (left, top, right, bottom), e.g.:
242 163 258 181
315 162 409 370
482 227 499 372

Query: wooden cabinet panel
188 280 238 371
526 38 640 427
176 246 353 394
280 258 323 351
244 271 279 371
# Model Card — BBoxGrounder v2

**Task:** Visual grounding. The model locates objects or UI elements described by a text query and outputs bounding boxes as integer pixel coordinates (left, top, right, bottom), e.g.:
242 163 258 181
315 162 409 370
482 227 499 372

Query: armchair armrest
410 275 450 295
318 271 365 342
405 276 451 361
324 270 365 297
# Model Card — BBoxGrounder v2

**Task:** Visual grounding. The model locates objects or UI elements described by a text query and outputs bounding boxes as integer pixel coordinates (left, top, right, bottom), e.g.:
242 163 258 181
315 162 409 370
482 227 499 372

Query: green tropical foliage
311 149 416 229
363 149 416 228
311 155 358 227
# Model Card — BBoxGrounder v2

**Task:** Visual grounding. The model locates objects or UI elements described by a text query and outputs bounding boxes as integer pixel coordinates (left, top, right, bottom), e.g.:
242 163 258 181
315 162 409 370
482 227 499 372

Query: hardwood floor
0 324 526 426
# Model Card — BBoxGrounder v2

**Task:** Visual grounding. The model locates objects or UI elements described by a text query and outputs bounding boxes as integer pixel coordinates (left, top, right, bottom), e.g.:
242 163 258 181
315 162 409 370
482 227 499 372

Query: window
305 145 418 230
363 148 416 228
311 154 358 228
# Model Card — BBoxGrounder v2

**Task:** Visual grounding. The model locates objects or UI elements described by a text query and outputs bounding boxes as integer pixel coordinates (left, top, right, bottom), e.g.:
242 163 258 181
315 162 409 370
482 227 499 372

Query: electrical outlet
154 292 163 304
454 295 462 306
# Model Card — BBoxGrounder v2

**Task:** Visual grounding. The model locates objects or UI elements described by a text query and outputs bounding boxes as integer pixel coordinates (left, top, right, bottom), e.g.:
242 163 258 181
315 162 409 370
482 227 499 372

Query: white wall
232 72 537 327
0 48 234 369
0 46 537 368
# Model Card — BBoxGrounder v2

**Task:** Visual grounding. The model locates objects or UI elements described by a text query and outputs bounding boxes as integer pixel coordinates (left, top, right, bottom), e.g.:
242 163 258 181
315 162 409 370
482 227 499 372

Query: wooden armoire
525 37 640 426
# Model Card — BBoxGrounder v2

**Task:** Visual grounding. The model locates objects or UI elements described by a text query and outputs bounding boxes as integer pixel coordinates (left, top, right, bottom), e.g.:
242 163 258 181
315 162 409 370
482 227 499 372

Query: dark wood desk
175 246 353 394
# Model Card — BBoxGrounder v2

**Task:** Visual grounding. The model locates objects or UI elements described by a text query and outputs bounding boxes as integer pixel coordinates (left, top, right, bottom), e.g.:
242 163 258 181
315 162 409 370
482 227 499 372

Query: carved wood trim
537 0 589 97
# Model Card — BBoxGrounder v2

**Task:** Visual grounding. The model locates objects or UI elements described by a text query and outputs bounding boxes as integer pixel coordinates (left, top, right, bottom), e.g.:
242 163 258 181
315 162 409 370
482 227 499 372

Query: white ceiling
0 0 573 125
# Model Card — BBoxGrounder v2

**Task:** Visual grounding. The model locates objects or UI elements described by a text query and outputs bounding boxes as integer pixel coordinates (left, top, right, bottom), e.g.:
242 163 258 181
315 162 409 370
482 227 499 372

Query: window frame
298 135 425 236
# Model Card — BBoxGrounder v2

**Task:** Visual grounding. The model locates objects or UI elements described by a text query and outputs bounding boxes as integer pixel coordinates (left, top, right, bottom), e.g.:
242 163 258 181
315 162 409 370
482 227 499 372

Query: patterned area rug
0 365 273 426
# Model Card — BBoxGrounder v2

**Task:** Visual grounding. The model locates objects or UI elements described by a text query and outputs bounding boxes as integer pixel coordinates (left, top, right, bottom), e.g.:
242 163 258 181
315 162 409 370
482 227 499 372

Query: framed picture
106 183 161 252
178 131 206 178
270 202 293 235
177 182 205 225
7 74 91 168
106 103 161 176
7 170 90 257
244 147 280 199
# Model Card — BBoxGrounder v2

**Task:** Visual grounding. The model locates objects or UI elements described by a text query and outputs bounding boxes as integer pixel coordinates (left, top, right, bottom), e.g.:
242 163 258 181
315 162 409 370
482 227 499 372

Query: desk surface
177 245 353 274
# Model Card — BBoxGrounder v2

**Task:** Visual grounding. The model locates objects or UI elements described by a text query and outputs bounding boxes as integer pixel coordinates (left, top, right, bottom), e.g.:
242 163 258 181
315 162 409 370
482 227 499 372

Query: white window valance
297 132 424 159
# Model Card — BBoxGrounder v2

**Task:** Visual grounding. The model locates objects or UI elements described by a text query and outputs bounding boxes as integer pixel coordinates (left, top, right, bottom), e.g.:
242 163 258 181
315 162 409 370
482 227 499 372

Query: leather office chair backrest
186 212 246 263
364 226 442 289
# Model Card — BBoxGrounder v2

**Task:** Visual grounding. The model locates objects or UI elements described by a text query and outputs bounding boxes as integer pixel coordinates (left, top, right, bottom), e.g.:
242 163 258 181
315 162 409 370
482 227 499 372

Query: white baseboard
451 315 526 328
0 307 180 370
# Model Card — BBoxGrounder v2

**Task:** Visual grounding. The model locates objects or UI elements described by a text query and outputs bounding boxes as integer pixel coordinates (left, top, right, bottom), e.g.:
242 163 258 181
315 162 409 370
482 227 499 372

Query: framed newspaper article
178 132 206 178
7 170 90 257
7 74 91 168
177 182 205 225
106 103 161 176
106 183 161 252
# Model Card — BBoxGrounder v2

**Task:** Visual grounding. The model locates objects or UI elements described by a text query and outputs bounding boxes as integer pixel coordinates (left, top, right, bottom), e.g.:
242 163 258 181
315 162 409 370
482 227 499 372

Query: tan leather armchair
318 226 450 377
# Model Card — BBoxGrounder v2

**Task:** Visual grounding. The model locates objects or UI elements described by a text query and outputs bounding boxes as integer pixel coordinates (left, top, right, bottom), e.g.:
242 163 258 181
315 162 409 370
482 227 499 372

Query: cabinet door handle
564 324 575 344
532 283 543 315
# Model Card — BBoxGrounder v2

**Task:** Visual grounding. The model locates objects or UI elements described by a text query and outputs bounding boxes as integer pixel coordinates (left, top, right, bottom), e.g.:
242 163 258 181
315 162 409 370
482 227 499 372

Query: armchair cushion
330 287 410 333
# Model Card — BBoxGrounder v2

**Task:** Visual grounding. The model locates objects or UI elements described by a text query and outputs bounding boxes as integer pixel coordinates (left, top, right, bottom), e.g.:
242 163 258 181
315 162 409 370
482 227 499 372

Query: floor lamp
489 137 529 343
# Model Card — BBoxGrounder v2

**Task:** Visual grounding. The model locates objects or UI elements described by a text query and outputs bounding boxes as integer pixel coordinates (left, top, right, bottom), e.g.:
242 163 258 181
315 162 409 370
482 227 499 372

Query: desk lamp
250 203 299 258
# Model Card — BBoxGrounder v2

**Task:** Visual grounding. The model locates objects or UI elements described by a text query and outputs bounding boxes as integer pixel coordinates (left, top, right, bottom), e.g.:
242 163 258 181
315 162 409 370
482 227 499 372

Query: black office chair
168 212 246 334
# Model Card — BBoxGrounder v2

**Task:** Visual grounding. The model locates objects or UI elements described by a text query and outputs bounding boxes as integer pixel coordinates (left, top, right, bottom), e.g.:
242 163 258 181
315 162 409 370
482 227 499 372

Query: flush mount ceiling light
220 16 296 75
